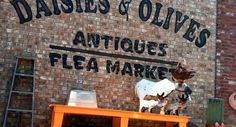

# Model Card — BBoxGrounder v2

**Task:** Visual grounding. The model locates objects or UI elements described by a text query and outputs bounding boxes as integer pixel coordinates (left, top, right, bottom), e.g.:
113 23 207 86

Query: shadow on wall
187 122 198 127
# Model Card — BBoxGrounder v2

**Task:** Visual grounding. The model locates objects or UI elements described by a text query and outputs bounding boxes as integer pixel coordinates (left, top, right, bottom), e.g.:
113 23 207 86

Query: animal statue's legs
147 108 151 112
160 106 165 115
139 99 142 112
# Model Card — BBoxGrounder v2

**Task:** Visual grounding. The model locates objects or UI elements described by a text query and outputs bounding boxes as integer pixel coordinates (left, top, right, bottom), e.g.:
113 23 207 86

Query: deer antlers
157 92 166 100
178 93 189 104
157 91 175 101
172 59 196 81
144 92 168 101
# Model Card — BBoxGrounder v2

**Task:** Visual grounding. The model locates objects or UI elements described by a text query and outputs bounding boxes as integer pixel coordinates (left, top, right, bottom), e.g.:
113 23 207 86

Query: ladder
3 57 35 127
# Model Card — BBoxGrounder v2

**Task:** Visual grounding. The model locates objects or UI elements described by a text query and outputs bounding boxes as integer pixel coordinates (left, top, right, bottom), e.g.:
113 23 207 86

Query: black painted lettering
99 0 110 14
106 60 120 74
145 65 157 79
163 7 174 29
61 0 73 13
10 0 32 24
121 62 133 76
87 33 100 48
158 67 168 80
183 19 200 42
114 37 120 50
158 43 168 56
169 68 176 73
134 64 144 77
52 0 61 15
119 0 127 16
147 42 158 55
139 0 152 21
195 29 211 48
101 35 113 49
73 31 86 47
134 40 145 54
151 3 163 27
75 0 83 13
73 55 85 70
87 58 99 72
121 38 133 53
49 53 61 66
36 0 52 18
62 54 73 69
85 0 97 13
175 11 189 33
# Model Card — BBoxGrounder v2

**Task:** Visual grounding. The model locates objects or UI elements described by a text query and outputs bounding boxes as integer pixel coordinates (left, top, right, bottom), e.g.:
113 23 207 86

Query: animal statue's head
172 59 195 85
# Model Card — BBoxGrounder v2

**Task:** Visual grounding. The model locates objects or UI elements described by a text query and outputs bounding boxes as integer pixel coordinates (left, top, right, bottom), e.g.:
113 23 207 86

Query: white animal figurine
138 100 166 113
135 78 190 113
135 59 195 114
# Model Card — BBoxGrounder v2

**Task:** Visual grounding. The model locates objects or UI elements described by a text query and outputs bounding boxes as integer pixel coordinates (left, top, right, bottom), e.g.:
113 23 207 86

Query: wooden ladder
3 57 35 127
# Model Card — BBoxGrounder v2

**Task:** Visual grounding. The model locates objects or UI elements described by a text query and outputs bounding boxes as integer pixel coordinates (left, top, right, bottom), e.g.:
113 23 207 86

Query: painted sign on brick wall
10 0 211 80
11 0 211 48
1 0 217 126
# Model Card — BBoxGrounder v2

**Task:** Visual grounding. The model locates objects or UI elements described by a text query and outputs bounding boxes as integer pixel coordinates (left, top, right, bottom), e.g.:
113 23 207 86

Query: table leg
120 117 129 127
51 111 64 127
179 122 187 127
113 117 120 127
113 117 129 127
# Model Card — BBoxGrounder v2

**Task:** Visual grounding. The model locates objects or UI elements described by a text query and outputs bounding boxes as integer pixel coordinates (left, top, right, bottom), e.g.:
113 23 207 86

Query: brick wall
216 1 236 127
0 0 217 126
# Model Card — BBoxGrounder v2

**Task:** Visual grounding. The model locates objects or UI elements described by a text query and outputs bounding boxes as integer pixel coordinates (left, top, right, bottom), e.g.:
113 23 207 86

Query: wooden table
49 104 190 127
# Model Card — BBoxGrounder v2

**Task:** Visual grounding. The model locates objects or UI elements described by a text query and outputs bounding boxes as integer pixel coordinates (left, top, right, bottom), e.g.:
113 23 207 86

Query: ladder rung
8 108 33 113
12 91 33 95
15 73 34 77
17 57 35 60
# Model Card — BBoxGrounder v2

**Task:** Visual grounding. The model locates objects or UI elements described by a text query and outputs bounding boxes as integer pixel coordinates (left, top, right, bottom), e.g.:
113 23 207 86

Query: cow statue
135 59 195 115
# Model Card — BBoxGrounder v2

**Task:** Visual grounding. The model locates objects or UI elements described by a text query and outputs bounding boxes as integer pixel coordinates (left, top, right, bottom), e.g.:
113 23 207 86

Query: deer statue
135 59 195 115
